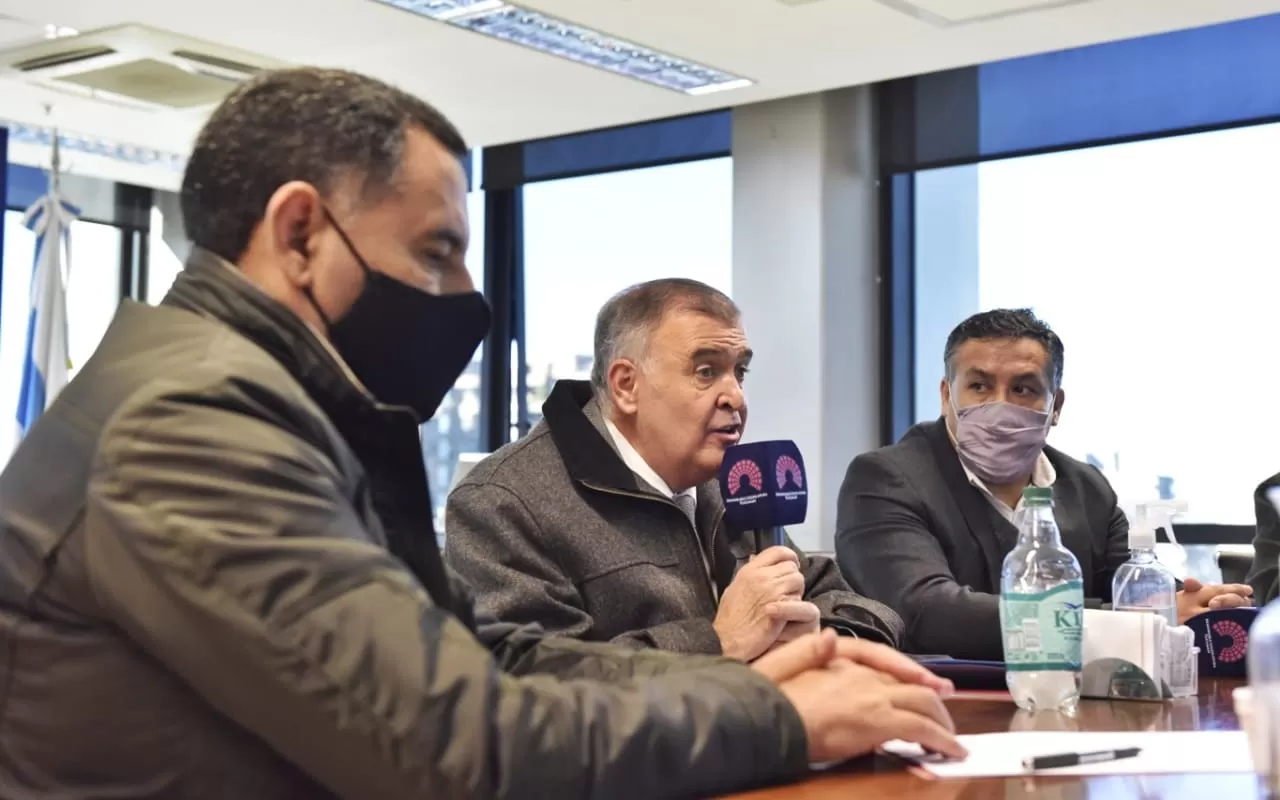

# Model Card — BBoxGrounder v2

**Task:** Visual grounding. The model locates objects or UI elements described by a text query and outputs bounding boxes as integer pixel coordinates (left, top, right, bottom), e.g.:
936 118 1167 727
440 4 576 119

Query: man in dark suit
835 309 1252 659
1247 473 1280 604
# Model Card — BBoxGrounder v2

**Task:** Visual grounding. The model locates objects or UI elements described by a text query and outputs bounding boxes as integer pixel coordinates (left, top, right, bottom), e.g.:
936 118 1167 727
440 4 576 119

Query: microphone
718 440 808 548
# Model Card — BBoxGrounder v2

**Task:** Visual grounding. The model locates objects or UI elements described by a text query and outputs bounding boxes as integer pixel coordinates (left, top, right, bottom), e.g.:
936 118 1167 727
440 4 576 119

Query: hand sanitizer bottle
1112 505 1178 628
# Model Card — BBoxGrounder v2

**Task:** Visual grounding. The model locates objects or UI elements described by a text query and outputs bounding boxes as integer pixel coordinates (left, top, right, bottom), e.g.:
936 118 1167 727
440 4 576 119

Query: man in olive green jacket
0 67 962 799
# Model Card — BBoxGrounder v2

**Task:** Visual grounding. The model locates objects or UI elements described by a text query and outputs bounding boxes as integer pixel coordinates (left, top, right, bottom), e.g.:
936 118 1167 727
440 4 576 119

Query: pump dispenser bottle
1112 503 1180 627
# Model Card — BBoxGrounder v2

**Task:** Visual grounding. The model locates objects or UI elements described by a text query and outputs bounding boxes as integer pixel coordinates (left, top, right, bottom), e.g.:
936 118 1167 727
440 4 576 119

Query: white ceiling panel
878 0 1096 25
0 0 1274 159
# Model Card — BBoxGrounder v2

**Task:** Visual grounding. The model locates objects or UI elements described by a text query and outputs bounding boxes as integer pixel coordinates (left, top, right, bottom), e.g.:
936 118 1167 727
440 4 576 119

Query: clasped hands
750 628 967 764
713 547 966 763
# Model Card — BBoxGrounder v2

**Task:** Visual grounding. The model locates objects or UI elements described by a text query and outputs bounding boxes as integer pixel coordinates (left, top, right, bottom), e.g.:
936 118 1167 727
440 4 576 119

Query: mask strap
322 206 375 279
305 206 374 334
303 288 334 334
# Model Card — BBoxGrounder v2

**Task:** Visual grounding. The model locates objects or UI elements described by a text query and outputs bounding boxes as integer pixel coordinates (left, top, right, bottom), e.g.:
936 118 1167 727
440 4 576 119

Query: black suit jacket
834 419 1129 660
1247 472 1280 604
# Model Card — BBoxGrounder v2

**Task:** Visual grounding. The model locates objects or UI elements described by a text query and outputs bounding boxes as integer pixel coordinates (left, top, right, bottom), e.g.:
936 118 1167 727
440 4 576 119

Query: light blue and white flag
16 190 78 438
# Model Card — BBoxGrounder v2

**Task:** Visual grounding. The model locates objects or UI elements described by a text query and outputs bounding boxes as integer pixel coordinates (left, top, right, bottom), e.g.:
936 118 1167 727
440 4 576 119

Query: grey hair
590 278 740 400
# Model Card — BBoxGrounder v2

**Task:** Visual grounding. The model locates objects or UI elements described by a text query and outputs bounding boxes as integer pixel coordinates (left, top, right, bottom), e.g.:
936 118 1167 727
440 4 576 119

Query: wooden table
722 678 1264 799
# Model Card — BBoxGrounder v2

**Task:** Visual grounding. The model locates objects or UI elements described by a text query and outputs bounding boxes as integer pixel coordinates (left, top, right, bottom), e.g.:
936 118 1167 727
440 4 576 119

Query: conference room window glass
520 156 733 432
0 210 123 458
146 203 184 304
424 170 486 532
911 121 1280 526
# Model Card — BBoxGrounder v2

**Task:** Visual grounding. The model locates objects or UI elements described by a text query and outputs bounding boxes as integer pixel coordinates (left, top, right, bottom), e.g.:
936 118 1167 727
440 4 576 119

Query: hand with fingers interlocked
750 630 966 765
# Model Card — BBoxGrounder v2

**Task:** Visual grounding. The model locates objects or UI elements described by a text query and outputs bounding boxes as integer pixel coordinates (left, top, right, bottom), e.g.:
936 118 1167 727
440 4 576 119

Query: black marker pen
1023 747 1141 771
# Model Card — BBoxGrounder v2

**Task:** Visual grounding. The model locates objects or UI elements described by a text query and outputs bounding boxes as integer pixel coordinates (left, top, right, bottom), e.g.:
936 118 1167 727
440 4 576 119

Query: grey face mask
949 393 1053 485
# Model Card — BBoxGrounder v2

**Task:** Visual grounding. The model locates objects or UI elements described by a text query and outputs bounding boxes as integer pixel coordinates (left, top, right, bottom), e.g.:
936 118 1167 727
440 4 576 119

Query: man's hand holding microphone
713 546 819 661
713 546 965 764
713 442 962 764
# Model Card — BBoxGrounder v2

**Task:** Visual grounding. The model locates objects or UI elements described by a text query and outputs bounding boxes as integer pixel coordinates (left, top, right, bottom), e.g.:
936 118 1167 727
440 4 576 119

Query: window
520 157 733 430
0 210 122 456
0 210 35 457
424 169 486 534
912 121 1280 525
65 221 123 377
146 203 185 304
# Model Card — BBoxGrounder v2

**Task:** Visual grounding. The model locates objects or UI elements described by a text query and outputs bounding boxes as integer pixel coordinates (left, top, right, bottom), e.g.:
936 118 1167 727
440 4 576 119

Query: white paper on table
881 731 1252 778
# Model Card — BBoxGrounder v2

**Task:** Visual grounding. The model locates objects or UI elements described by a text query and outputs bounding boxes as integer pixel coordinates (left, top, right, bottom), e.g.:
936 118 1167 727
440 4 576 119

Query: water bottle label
999 580 1084 672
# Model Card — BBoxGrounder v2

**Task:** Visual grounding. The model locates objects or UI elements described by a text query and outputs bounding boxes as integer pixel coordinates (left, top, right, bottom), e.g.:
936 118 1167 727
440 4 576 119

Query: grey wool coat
445 380 905 654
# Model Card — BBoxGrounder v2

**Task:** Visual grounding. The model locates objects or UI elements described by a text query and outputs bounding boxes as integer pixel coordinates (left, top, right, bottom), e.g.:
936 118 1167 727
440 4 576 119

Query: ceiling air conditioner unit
0 23 289 111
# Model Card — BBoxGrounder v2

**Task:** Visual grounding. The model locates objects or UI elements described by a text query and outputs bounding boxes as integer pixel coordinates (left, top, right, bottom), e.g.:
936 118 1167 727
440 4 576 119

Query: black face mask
308 211 491 422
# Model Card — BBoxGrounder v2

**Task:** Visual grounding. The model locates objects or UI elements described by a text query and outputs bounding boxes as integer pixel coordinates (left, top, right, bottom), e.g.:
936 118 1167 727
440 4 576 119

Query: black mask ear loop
300 206 372 334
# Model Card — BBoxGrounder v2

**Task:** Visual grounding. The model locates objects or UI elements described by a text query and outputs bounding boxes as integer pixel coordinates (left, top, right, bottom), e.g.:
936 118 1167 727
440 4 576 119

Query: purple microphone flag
718 440 808 531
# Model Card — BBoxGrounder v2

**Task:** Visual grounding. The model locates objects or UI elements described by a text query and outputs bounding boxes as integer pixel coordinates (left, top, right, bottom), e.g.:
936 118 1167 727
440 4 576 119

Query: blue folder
911 657 1008 691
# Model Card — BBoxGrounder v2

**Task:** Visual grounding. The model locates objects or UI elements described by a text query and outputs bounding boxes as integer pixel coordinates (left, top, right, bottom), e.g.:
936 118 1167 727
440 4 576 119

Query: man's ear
1051 388 1066 426
608 359 641 416
262 181 325 289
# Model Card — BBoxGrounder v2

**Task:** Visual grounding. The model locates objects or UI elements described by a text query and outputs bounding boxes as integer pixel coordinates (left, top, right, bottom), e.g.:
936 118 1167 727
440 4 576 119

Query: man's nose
721 380 746 411
445 267 475 294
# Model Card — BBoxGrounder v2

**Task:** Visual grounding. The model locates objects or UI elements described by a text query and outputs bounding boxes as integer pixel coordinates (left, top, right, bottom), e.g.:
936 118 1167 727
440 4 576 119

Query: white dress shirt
957 450 1057 523
604 420 697 506
604 420 715 596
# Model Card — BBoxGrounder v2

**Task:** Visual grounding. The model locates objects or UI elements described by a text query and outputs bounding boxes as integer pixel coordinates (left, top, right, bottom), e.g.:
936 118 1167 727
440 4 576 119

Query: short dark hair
181 67 468 263
944 308 1064 388
591 279 740 395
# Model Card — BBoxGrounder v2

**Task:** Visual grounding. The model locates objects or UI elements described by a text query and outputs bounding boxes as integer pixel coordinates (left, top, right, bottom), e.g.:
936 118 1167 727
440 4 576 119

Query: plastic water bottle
1111 508 1178 627
1249 489 1280 789
1248 588 1280 790
1000 486 1084 713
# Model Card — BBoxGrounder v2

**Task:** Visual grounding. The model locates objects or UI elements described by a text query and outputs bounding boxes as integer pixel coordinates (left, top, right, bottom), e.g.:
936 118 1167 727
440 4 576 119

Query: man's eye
695 366 716 379
968 382 987 392
736 366 750 383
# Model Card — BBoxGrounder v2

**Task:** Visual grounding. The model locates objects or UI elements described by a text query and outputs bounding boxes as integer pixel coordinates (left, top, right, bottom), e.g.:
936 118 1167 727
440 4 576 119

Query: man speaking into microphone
446 279 902 660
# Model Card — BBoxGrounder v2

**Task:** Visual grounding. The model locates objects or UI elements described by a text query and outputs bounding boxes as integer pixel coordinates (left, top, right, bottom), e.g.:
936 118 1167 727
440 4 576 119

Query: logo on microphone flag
776 454 803 492
719 441 809 529
725 458 763 496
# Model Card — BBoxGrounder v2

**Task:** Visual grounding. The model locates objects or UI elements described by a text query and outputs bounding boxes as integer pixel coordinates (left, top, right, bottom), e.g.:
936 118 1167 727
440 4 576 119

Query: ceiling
0 0 1278 169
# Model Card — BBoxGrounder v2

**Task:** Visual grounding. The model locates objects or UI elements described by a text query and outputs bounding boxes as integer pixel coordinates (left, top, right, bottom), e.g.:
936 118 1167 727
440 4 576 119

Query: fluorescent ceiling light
685 78 753 96
371 0 752 95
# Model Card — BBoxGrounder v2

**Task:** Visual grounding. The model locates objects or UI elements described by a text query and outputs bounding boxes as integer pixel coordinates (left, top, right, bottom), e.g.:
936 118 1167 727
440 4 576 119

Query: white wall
731 86 881 550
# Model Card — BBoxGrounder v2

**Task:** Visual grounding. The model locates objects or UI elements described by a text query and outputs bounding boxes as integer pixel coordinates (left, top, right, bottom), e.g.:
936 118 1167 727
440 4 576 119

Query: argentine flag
16 191 78 438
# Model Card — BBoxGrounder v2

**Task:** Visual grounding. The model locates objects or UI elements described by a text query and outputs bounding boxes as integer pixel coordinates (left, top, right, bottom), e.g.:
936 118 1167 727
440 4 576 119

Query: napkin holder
1080 609 1196 701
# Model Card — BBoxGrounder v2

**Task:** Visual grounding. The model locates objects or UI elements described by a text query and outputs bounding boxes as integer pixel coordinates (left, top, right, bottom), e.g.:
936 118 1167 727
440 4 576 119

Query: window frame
878 13 1280 533
478 110 731 450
